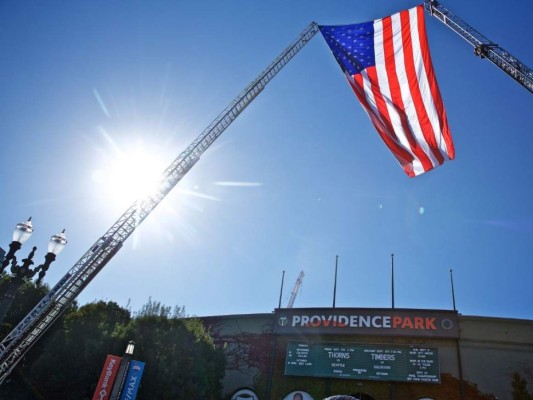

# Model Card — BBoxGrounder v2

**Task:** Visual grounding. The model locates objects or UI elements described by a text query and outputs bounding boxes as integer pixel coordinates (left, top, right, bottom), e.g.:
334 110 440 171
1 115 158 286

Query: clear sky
0 1 532 320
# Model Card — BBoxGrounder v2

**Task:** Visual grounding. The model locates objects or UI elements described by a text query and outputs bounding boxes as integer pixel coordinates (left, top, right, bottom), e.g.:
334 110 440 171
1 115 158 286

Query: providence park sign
273 308 459 338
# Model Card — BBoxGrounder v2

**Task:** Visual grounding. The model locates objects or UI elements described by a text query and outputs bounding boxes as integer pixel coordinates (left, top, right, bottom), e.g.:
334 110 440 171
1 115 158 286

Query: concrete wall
202 311 533 400
458 315 533 400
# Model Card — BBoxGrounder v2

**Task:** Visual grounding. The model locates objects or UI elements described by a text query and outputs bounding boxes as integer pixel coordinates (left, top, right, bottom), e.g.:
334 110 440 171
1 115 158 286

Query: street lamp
109 340 136 400
0 218 34 272
0 218 67 324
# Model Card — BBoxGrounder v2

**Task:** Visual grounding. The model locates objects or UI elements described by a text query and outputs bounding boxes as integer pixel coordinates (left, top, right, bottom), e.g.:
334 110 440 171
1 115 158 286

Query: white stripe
408 7 450 159
390 11 440 168
373 17 425 176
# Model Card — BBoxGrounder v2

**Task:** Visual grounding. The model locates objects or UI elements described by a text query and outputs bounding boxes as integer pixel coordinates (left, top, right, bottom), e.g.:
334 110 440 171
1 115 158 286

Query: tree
0 300 129 399
0 274 50 338
122 306 226 400
0 275 75 399
0 298 226 399
512 372 532 400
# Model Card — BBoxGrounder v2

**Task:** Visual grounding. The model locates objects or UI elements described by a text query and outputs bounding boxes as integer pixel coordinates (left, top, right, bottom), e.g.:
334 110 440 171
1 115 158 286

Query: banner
119 359 145 400
274 308 459 338
92 355 122 400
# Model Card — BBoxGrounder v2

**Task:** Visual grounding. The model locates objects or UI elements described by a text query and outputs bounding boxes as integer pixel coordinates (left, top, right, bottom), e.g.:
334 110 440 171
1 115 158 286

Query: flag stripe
402 8 445 165
416 6 455 158
396 10 443 169
388 12 439 172
378 15 431 175
409 7 448 159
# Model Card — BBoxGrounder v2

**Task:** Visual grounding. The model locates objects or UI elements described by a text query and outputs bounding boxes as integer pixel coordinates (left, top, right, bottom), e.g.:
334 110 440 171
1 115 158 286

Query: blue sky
0 1 532 319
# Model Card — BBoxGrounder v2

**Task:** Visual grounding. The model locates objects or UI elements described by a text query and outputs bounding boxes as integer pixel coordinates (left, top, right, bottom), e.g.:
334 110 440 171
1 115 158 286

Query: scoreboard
284 341 440 383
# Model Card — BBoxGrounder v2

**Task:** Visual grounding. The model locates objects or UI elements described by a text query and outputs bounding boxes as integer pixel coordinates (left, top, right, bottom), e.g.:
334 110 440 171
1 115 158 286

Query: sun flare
92 140 168 209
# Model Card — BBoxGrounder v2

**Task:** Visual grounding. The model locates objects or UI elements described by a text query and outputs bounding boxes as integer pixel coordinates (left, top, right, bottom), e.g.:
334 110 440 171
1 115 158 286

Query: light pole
0 218 67 324
109 340 135 400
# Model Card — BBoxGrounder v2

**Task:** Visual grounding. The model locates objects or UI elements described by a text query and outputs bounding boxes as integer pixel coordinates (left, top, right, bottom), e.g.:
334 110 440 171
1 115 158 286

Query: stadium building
201 308 533 400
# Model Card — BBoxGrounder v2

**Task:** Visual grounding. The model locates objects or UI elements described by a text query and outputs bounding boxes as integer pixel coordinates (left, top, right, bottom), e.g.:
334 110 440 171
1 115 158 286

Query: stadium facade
201 308 533 400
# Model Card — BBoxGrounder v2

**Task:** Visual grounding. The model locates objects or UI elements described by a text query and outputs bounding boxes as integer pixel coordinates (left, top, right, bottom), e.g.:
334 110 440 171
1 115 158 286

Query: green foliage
135 297 187 319
512 372 533 400
124 314 225 400
29 301 131 398
0 274 51 338
0 294 225 400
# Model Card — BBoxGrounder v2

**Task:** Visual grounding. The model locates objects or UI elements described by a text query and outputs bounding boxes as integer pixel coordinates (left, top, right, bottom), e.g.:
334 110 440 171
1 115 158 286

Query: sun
107 147 164 201
92 138 169 210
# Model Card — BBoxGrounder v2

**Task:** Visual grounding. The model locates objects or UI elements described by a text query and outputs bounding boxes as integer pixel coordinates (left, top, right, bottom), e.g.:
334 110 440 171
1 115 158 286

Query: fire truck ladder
287 271 305 308
425 0 533 94
0 22 319 385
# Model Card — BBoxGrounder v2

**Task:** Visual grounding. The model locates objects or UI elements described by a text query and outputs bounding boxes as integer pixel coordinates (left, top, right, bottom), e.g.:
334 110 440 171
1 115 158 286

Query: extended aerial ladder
1 0 531 386
287 271 305 309
424 0 533 94
0 22 320 384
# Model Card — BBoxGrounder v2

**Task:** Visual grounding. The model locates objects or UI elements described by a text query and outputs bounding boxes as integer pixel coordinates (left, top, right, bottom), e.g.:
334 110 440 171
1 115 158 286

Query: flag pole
332 255 338 308
391 253 395 309
278 270 285 309
450 268 457 311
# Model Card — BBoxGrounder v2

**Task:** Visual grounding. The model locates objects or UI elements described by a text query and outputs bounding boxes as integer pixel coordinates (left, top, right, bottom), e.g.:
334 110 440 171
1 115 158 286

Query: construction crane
0 22 320 384
424 0 533 94
287 271 305 308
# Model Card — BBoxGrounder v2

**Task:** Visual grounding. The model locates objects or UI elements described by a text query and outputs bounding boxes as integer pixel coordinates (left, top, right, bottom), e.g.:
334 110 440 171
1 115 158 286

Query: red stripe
400 9 444 166
416 5 455 159
351 73 416 176
382 15 434 173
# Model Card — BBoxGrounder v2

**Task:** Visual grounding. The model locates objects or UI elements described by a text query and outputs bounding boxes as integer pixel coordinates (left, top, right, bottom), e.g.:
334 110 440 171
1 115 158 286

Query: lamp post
109 340 135 400
0 218 67 324
0 218 34 272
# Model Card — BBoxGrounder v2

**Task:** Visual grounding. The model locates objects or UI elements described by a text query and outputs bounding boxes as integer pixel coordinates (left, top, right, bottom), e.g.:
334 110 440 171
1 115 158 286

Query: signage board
284 341 440 383
92 354 122 400
119 360 145 400
274 308 459 338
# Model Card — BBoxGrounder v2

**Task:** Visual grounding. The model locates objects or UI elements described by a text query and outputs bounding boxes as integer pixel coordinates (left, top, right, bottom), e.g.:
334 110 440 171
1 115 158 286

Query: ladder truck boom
0 22 319 384
425 0 533 94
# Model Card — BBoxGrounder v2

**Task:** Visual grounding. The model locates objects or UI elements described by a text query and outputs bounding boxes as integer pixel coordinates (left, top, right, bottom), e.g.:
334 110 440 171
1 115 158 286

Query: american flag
320 5 454 177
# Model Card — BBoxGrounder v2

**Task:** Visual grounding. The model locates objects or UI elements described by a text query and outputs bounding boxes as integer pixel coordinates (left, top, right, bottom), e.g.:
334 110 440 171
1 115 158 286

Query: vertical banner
92 355 122 400
119 360 145 400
